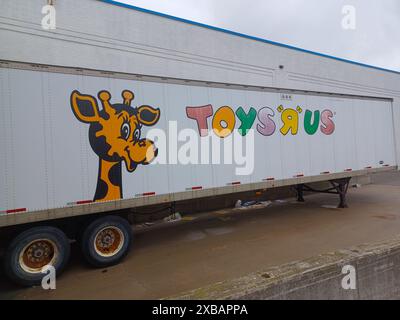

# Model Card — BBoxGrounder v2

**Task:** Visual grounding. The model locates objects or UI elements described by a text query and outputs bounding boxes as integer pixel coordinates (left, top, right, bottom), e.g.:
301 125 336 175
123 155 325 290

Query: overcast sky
118 0 400 72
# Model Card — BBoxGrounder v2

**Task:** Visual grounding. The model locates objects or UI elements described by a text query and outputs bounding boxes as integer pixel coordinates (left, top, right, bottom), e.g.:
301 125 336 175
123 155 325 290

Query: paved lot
1 172 400 300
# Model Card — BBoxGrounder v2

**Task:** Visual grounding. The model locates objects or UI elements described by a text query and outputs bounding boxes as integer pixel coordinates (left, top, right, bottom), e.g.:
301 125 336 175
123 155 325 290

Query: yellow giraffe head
70 89 160 201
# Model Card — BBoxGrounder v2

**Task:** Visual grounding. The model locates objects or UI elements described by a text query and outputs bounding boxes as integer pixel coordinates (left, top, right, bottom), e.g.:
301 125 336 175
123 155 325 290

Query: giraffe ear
71 90 100 123
137 105 161 126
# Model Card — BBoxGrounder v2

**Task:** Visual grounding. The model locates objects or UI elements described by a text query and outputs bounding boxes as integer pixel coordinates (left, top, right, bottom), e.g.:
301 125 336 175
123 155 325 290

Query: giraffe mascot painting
70 89 160 202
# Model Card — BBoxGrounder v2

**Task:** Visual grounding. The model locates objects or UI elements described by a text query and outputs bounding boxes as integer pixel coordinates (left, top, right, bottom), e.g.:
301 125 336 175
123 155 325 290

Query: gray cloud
121 0 400 71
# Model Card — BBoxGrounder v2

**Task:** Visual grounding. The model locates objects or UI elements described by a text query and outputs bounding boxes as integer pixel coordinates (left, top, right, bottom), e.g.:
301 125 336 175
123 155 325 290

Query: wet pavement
1 171 400 300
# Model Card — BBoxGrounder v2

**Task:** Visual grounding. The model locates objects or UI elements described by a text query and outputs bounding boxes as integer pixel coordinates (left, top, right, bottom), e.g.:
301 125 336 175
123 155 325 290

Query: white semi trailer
0 0 399 286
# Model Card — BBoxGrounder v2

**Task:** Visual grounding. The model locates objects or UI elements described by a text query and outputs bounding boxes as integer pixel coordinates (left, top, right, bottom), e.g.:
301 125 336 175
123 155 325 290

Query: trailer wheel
3 226 70 287
81 216 132 268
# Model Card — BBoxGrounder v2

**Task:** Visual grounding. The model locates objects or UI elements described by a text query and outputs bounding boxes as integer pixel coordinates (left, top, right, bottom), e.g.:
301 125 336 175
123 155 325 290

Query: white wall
0 0 399 163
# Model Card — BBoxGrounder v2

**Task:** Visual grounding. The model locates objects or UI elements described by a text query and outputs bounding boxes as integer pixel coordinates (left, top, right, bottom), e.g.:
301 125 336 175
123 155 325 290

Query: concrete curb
167 236 400 300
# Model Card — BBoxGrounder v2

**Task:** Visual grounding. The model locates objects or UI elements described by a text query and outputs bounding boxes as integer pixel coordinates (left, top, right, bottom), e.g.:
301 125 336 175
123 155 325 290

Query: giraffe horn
98 91 115 115
122 90 134 106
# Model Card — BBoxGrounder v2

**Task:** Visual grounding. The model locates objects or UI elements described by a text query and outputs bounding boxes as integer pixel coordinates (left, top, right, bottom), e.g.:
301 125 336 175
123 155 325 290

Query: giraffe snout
143 141 158 165
125 139 158 171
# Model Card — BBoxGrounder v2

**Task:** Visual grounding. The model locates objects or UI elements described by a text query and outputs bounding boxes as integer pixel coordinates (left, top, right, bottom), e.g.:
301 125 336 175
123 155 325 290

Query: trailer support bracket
295 178 351 208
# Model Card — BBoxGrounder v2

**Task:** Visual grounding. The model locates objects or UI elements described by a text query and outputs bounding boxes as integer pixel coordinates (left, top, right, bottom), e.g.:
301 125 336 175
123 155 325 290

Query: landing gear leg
331 178 351 209
293 177 352 208
296 184 305 202
170 201 177 219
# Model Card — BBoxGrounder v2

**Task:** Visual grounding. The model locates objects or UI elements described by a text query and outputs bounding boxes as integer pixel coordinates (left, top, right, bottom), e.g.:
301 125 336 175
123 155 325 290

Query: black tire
3 226 70 287
81 216 132 268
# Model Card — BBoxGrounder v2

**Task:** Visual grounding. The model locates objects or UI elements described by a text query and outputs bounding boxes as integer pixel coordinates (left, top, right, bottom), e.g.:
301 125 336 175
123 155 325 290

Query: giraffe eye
133 128 141 143
121 123 131 140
